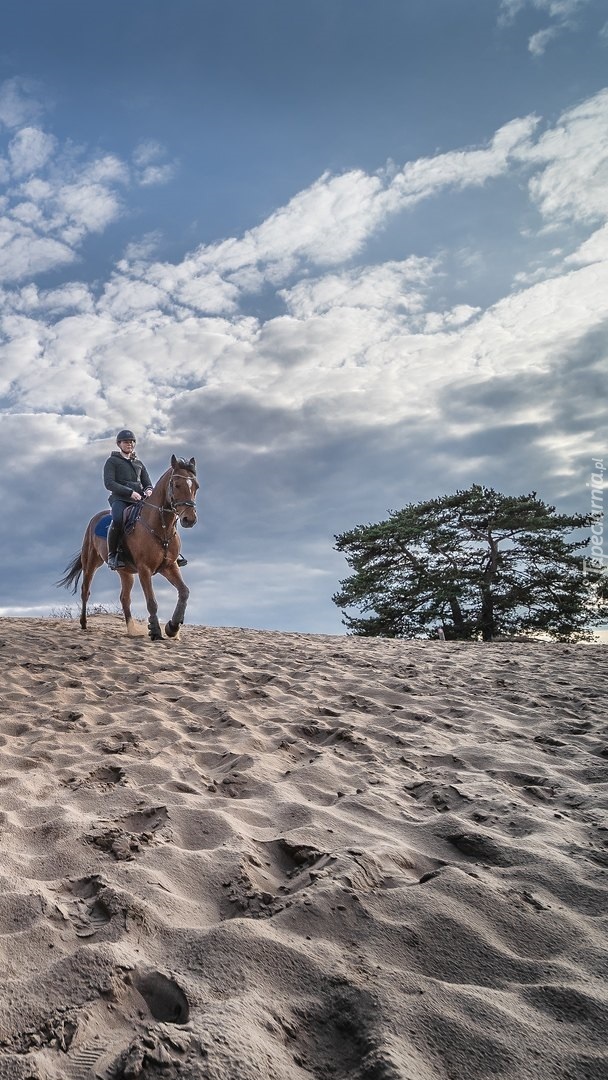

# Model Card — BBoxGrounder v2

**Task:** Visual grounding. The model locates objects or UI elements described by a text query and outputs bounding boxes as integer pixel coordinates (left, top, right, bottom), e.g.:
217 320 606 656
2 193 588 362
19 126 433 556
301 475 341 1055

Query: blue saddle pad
94 514 112 538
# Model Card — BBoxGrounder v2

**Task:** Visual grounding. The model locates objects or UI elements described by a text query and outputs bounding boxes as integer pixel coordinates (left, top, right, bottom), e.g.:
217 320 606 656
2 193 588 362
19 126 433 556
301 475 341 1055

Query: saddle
94 503 141 539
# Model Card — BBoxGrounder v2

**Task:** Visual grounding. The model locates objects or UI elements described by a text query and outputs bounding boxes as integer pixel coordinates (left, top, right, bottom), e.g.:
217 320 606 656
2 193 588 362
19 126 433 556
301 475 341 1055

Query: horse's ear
171 454 178 467
189 457 196 473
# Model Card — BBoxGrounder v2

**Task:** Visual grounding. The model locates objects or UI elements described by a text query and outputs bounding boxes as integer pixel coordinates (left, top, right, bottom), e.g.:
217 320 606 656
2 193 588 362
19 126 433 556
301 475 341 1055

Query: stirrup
107 552 125 570
177 554 187 567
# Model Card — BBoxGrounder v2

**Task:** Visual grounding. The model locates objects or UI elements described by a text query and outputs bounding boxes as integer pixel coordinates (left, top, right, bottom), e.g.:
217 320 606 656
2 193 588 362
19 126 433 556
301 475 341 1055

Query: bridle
167 470 197 513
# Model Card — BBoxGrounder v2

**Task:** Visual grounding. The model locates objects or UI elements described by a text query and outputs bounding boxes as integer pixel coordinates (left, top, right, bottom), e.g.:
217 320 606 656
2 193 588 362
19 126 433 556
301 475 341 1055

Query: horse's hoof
165 621 180 638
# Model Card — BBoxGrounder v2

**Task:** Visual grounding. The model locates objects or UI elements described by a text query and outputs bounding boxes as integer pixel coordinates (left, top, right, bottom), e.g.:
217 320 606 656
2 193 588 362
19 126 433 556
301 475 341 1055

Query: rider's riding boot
177 553 187 567
107 522 125 570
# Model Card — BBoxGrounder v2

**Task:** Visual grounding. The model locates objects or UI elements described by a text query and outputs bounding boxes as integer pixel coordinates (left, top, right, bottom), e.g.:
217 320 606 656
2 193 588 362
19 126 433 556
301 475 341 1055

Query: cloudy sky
0 0 606 633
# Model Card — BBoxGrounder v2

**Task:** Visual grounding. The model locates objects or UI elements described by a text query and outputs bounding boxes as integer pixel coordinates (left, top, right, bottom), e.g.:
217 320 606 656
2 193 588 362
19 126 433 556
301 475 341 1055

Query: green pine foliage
333 485 607 642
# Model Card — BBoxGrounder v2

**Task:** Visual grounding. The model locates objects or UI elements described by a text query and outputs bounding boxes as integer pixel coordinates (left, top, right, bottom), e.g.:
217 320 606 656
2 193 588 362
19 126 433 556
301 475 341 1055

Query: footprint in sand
96 730 140 755
444 830 525 867
120 805 170 834
221 839 334 920
57 875 115 939
405 780 471 813
39 978 190 1079
290 985 400 1080
162 779 203 794
298 720 370 752
193 751 263 800
70 764 126 790
132 969 190 1023
343 847 446 890
85 805 169 861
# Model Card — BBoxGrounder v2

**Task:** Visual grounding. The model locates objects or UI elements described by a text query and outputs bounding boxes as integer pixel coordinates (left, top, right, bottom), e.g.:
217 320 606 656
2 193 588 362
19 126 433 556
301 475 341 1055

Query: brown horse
58 455 199 640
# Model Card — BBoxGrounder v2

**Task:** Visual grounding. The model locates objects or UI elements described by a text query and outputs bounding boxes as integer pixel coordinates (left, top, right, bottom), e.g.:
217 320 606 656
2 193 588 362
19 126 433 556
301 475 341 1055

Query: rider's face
119 440 136 453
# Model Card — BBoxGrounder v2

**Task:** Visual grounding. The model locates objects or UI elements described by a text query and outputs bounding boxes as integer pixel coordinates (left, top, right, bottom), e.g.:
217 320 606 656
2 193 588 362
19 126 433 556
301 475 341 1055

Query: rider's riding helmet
116 429 136 444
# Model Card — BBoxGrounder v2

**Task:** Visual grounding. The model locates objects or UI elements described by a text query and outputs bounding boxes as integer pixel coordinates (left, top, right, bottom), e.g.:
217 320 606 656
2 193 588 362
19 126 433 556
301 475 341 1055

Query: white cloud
8 127 56 176
499 0 591 25
54 179 123 238
564 222 608 264
20 177 53 202
133 140 165 167
518 89 608 225
0 80 182 284
499 0 593 52
0 221 74 282
85 154 129 186
121 233 163 264
172 272 241 315
5 246 604 460
132 140 177 186
10 200 45 226
422 305 481 333
138 163 176 187
0 143 127 280
280 258 435 319
498 0 525 21
32 283 94 315
98 276 169 319
0 78 44 130
383 117 538 212
252 169 384 267
528 26 559 53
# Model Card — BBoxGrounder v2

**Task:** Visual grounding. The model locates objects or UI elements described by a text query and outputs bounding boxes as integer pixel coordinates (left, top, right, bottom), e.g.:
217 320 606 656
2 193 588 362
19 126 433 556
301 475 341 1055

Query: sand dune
0 616 606 1079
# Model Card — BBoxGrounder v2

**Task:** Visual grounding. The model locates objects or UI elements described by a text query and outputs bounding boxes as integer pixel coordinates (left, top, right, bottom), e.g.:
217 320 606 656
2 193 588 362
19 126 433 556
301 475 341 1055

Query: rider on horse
103 430 187 571
103 430 153 570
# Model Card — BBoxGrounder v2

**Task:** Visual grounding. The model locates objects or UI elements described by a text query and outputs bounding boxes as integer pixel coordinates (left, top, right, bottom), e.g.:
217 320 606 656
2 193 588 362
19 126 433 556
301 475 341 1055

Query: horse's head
169 455 199 527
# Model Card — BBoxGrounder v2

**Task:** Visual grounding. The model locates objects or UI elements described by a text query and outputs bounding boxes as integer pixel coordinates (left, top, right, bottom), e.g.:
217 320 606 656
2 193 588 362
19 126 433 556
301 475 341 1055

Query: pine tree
333 486 607 642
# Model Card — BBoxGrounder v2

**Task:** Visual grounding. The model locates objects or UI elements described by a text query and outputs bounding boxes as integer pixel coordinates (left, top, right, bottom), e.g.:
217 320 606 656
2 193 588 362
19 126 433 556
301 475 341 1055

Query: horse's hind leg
80 573 91 630
159 564 190 639
80 537 103 630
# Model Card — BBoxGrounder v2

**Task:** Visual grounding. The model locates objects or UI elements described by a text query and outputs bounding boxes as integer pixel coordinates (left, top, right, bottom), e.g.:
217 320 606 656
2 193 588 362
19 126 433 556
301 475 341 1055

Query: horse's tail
55 552 83 594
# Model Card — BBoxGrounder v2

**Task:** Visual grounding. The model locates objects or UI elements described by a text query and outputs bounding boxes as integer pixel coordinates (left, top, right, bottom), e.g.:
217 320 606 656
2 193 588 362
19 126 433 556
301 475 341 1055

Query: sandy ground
0 616 606 1080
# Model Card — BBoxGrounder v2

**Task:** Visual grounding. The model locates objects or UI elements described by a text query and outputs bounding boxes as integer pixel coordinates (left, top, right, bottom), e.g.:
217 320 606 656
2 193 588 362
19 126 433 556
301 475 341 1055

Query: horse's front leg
117 569 142 637
138 567 163 641
159 564 190 639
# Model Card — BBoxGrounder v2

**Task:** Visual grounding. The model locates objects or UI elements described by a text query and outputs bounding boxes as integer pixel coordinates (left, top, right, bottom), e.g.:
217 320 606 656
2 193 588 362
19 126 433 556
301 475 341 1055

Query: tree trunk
448 596 468 638
480 588 494 641
479 529 499 641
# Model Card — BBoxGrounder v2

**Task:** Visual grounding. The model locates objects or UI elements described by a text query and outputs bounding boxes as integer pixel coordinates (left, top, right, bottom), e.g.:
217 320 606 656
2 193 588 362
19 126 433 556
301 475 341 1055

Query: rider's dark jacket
103 451 152 505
